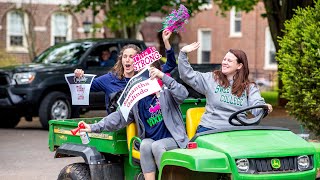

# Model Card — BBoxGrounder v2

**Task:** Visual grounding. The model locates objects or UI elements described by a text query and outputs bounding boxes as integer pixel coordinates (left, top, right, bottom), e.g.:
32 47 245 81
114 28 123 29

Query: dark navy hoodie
138 94 172 140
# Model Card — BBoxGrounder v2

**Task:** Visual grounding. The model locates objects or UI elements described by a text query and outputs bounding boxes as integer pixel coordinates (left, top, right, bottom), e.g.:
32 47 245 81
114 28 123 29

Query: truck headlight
297 155 310 171
236 159 249 172
13 72 36 84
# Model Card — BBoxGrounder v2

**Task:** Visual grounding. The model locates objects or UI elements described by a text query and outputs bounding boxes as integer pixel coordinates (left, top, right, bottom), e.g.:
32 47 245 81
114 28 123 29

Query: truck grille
252 157 296 173
246 155 313 174
0 75 9 85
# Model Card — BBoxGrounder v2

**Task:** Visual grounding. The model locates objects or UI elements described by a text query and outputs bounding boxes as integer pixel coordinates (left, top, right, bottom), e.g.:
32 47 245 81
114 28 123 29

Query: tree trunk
25 15 36 61
262 0 314 107
113 24 138 39
102 0 112 38
127 24 139 39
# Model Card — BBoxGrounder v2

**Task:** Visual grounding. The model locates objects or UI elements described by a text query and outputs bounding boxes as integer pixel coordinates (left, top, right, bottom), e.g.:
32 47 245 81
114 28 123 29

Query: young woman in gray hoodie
178 42 273 133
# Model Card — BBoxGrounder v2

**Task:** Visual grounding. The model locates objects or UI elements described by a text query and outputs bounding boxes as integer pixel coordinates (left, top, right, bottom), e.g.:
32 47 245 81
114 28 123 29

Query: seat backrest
186 107 206 139
126 122 140 160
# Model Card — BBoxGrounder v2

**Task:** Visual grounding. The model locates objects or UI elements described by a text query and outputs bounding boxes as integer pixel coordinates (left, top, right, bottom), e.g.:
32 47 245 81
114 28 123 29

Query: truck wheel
39 91 71 129
57 163 90 180
0 111 21 128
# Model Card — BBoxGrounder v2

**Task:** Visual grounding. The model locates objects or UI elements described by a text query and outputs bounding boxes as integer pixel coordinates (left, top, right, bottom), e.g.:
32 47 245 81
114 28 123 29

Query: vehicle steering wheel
228 104 269 126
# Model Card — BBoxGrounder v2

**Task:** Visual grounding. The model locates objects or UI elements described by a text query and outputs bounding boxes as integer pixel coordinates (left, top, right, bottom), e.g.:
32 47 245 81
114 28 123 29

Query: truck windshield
33 42 93 64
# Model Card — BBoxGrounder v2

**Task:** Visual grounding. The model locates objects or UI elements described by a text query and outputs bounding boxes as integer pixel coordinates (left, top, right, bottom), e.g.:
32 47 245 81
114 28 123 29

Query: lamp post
82 18 92 38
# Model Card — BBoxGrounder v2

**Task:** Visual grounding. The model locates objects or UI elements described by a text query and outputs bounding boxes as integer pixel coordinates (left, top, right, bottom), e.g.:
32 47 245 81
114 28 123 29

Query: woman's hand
162 29 172 50
181 42 200 53
149 67 164 80
162 29 172 42
74 69 84 78
78 121 92 133
266 103 273 113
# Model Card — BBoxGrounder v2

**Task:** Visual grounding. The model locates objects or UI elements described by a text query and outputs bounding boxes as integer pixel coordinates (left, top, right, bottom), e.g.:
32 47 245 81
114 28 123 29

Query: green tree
277 1 320 135
212 0 315 106
66 0 207 38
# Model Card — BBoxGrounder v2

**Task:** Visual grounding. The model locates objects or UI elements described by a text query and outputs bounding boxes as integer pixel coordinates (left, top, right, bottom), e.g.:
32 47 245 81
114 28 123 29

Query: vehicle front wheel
39 91 71 129
57 163 90 180
0 110 21 128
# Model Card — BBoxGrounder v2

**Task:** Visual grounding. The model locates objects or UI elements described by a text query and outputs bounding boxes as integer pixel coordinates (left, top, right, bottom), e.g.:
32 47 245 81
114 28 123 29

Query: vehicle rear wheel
0 111 21 128
39 91 71 129
57 163 90 180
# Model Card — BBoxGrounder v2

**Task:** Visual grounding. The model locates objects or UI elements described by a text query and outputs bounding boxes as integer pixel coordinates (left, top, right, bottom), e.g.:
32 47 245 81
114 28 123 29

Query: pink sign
133 47 162 71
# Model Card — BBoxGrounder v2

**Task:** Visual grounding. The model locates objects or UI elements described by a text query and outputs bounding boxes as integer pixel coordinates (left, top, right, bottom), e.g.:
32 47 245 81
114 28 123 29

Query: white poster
117 68 161 121
65 73 96 105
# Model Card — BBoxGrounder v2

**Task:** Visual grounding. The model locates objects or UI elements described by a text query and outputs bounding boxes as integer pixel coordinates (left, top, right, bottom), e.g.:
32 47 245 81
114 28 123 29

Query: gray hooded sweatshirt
178 51 265 129
90 74 189 148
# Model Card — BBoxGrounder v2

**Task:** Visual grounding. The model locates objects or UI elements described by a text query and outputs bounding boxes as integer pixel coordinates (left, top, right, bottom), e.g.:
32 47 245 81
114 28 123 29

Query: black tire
0 111 21 128
135 172 145 180
57 163 90 180
39 91 71 129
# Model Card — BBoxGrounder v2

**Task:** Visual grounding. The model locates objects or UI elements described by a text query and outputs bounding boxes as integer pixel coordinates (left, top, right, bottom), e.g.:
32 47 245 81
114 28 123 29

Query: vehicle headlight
236 159 249 172
297 155 310 171
13 72 36 84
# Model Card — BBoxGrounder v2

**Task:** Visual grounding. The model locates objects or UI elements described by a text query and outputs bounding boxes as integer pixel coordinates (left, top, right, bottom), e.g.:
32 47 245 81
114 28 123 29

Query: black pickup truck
0 38 220 129
0 39 147 129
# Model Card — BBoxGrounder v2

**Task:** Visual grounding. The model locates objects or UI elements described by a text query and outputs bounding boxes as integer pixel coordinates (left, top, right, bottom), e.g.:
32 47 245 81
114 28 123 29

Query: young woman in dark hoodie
74 29 177 114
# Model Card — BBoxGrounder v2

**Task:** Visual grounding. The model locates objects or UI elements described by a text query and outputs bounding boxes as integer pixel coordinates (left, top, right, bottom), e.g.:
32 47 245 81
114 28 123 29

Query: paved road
0 110 317 180
0 111 106 180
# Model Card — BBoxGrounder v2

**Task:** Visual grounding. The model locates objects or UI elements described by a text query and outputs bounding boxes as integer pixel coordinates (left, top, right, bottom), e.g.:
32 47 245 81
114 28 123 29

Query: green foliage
0 50 18 67
67 0 208 36
212 0 259 15
277 0 320 135
261 91 278 107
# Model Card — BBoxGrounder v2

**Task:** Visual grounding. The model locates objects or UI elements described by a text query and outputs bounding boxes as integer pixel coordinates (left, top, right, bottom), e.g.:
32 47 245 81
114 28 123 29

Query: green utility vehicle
49 103 320 180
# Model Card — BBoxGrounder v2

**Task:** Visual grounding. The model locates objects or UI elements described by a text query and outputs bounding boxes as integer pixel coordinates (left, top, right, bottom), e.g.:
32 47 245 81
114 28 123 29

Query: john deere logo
271 159 281 169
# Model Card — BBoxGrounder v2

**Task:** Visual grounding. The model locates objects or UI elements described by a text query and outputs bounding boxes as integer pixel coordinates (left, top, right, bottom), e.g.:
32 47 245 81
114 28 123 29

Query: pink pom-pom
159 4 190 33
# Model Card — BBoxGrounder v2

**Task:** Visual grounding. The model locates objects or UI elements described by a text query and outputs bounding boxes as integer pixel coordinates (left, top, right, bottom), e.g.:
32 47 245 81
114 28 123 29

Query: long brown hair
111 44 141 79
213 49 250 97
150 59 162 70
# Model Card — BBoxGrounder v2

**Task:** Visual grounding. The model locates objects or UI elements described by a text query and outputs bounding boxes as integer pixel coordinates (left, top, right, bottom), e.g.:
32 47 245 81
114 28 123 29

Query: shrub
277 1 320 135
0 50 18 67
261 91 278 107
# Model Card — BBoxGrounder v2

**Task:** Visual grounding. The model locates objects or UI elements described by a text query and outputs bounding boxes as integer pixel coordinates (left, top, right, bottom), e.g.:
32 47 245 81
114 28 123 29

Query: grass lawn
261 91 278 106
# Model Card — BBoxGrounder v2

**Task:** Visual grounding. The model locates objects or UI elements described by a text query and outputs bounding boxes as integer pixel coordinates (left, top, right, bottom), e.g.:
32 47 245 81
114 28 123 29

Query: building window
264 27 277 70
51 12 72 45
199 0 213 10
230 7 242 37
197 29 212 64
6 11 28 52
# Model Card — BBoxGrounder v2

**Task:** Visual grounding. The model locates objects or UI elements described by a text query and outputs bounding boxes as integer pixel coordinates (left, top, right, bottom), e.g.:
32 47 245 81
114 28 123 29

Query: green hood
195 129 315 158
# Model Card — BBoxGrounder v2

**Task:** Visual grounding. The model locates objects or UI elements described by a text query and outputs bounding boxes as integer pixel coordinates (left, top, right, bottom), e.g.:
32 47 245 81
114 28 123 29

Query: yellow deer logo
271 159 281 169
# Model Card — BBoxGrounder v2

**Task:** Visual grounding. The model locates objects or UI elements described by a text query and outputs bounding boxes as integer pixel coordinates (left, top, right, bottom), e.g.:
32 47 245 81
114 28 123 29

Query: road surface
0 109 317 180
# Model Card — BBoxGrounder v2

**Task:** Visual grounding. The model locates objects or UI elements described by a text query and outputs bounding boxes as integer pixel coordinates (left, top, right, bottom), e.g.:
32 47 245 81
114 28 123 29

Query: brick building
0 0 276 85
178 1 277 83
0 0 107 63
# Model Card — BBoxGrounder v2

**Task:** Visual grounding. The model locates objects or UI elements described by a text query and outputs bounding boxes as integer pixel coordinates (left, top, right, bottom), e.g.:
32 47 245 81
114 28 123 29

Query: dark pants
196 125 215 133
